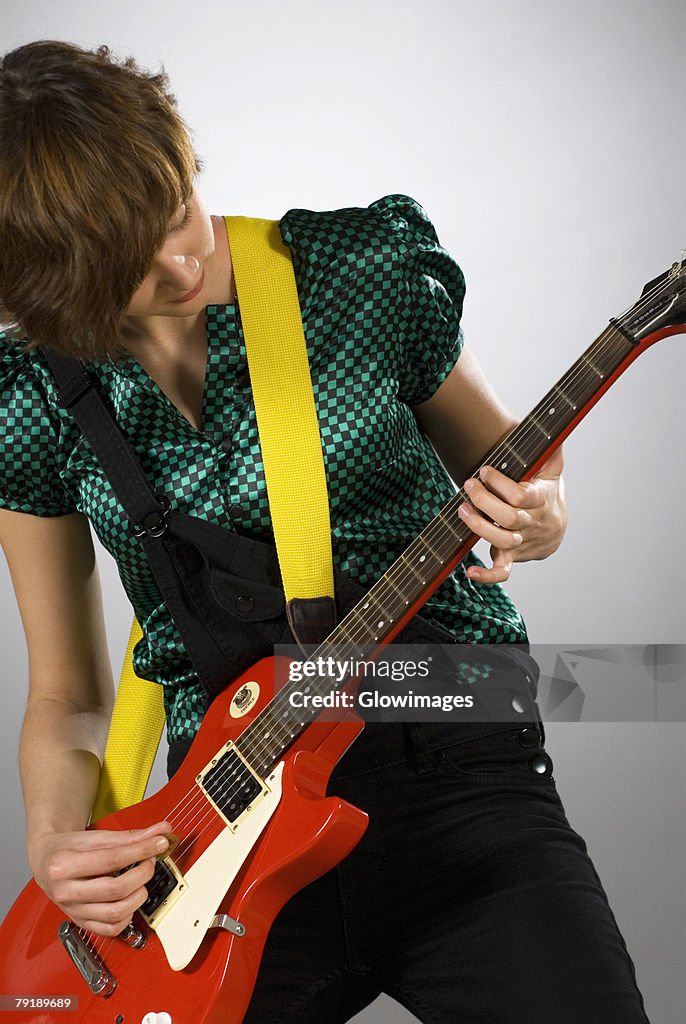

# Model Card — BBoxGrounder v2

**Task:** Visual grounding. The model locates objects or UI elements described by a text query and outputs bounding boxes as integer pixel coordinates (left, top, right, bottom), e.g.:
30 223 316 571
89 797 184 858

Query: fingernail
459 503 472 517
464 479 476 493
155 837 169 852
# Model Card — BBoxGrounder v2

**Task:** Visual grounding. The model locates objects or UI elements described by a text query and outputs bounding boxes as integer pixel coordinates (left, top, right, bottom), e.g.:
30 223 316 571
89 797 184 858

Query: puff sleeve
0 336 77 516
369 193 466 406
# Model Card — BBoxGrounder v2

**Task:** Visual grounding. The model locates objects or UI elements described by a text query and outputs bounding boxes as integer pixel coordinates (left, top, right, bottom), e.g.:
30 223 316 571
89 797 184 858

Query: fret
527 411 554 441
401 552 429 585
384 559 413 606
327 622 365 656
492 442 528 472
581 352 606 379
436 508 467 542
416 533 444 564
362 586 394 622
551 382 578 411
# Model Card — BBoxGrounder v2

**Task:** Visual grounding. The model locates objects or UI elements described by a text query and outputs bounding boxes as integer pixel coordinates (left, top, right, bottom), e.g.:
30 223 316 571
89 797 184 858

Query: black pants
237 711 651 1022
168 645 650 1023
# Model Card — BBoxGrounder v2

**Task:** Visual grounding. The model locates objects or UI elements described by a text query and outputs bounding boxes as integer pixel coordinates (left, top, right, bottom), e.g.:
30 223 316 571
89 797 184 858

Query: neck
118 310 207 356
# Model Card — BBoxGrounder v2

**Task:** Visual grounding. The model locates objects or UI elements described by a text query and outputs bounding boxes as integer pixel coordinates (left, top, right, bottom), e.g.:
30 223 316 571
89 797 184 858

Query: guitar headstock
618 254 686 344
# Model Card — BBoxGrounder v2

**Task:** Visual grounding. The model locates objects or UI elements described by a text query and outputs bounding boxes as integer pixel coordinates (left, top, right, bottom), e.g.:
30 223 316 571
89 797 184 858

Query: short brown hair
0 39 203 362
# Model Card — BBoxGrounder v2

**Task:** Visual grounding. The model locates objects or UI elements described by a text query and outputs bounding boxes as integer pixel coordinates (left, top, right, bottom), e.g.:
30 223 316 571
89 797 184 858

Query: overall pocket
433 722 555 785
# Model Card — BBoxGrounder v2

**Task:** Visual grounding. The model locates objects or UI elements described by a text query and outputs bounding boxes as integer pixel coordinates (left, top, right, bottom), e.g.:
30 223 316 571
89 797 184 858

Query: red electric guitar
1 260 685 1023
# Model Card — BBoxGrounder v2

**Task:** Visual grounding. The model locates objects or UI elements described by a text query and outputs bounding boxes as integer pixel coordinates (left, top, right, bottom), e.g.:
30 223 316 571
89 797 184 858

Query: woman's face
124 187 216 321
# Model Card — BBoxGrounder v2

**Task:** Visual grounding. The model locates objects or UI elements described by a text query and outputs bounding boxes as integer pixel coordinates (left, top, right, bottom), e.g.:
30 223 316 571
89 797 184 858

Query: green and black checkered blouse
0 193 527 743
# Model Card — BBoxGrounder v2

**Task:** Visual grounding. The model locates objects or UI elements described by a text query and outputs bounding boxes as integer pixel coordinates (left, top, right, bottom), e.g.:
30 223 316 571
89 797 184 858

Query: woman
0 39 650 1023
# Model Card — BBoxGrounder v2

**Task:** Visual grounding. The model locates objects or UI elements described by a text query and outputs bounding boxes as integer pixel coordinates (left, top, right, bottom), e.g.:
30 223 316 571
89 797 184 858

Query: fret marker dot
549 407 555 414
363 603 369 609
501 462 508 469
378 621 384 628
419 555 426 562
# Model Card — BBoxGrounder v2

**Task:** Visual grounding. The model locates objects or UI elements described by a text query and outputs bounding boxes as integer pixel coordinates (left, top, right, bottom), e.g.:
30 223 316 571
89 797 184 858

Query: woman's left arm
411 342 568 585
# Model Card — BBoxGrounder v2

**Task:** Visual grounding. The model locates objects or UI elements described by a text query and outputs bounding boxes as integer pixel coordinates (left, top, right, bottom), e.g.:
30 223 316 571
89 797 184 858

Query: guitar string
150 310 661 859
149 266 683 857
86 266 682 956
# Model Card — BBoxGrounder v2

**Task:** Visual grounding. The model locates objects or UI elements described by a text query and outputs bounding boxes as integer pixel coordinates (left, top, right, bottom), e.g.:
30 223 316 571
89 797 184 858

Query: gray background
1 1 684 1020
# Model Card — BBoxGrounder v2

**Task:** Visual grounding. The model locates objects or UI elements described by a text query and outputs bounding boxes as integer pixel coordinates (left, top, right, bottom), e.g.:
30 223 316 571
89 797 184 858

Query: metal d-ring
132 493 171 539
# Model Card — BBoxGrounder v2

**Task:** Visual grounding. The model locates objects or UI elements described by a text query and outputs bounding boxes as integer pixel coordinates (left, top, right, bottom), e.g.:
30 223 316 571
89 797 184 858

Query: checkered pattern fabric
0 194 527 743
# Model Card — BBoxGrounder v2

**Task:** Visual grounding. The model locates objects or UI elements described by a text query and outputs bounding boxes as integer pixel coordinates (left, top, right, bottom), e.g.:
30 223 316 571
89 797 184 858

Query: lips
175 270 205 303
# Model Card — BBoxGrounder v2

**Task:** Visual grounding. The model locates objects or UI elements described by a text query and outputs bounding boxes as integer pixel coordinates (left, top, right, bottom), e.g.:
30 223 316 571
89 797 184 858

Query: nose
160 253 201 290
171 254 200 273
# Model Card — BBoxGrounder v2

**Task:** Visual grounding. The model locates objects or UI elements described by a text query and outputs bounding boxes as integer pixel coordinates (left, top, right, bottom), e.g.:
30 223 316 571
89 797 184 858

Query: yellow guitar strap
225 216 334 601
91 215 333 822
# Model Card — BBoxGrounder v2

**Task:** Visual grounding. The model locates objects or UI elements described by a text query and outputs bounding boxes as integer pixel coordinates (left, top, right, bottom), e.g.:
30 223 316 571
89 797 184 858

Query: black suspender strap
40 345 248 695
41 347 170 538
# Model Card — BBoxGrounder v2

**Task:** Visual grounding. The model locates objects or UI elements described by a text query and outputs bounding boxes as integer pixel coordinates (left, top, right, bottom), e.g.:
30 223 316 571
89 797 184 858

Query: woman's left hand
457 444 568 585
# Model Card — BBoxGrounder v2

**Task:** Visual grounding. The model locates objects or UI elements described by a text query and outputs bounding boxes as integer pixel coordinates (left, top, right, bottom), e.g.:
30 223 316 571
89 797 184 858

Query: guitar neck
236 260 686 770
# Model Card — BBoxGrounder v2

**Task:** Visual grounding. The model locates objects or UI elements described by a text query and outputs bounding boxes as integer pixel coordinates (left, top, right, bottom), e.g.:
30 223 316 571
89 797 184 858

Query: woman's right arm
0 507 171 935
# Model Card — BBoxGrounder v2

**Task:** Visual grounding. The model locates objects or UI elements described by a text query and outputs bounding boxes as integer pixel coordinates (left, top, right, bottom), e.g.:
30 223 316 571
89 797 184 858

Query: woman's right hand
30 820 174 935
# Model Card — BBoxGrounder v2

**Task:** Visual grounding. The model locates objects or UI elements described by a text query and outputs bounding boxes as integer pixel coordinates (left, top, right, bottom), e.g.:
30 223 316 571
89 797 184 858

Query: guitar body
0 655 368 1024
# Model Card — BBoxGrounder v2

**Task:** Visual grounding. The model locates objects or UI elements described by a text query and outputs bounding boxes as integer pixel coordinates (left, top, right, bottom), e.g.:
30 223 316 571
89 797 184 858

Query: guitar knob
141 1013 172 1024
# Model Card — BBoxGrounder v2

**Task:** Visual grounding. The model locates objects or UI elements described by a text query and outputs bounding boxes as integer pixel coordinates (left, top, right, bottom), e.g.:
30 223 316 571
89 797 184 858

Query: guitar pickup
196 741 270 830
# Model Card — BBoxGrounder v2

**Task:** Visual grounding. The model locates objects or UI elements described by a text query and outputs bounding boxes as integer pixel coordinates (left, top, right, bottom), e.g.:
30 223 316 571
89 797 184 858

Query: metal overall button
529 753 553 775
518 727 539 748
511 695 527 714
236 594 255 613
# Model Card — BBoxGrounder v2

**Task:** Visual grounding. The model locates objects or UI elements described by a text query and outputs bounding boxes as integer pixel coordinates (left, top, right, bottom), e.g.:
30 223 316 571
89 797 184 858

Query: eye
170 200 192 233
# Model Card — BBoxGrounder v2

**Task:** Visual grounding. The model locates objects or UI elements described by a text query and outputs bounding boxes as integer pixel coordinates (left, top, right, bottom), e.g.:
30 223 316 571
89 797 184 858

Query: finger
79 918 134 938
533 444 564 480
72 821 173 851
57 857 157 906
76 883 152 936
466 558 512 584
463 477 533 531
473 466 546 510
48 834 171 883
458 501 523 551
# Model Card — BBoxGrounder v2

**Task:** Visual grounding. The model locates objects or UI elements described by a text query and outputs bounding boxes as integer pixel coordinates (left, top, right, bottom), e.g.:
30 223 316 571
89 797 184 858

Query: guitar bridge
58 921 116 997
